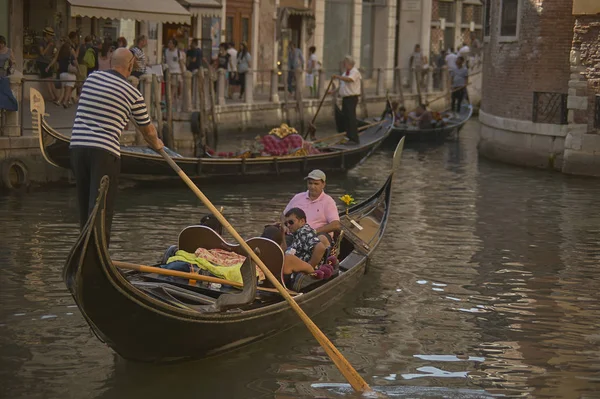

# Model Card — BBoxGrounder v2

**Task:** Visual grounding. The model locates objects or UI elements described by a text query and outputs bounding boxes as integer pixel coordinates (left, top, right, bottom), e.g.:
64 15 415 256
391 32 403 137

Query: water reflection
2 121 600 398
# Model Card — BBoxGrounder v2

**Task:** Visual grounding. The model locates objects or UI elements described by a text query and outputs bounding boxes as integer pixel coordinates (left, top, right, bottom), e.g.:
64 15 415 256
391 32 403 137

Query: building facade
478 0 600 177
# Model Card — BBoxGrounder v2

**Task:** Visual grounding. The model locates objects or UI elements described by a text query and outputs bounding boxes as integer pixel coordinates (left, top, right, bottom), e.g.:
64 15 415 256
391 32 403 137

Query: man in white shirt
445 48 458 70
332 55 362 144
227 42 238 99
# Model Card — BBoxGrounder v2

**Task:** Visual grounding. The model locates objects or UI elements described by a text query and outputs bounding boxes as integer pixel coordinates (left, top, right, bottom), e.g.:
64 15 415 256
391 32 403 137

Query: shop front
18 0 191 76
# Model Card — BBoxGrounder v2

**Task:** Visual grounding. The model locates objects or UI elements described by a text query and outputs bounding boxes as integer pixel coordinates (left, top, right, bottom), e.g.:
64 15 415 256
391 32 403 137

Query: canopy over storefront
181 0 222 18
68 0 192 24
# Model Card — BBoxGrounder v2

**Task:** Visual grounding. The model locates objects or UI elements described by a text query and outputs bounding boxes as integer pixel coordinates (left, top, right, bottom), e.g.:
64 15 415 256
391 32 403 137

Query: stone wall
571 15 600 132
562 14 600 177
479 3 600 177
481 0 574 121
256 0 276 73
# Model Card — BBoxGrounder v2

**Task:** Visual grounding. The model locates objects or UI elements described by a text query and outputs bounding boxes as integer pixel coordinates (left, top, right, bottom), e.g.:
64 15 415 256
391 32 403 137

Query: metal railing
532 92 568 125
4 61 484 138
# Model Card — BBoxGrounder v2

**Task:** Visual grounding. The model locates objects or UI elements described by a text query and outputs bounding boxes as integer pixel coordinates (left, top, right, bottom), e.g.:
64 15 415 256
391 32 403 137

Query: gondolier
332 56 361 144
69 48 163 245
450 56 469 117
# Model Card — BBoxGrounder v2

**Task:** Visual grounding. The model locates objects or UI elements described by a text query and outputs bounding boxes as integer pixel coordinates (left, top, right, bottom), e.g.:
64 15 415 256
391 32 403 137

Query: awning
287 7 314 17
187 0 222 17
68 0 192 25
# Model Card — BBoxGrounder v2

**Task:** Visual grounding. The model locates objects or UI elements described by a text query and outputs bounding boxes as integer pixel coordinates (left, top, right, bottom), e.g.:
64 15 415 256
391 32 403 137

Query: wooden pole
395 67 405 106
207 67 218 149
113 260 296 295
152 74 163 140
283 68 291 125
197 69 207 152
295 68 305 136
359 68 368 118
156 148 372 394
165 69 174 148
303 78 334 139
414 69 422 105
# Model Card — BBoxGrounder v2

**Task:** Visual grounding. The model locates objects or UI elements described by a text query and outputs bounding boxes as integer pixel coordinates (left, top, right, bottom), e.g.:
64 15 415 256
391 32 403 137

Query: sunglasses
285 220 295 226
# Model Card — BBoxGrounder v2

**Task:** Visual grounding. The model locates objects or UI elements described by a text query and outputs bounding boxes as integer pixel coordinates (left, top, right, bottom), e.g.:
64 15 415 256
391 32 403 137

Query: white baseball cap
304 169 326 182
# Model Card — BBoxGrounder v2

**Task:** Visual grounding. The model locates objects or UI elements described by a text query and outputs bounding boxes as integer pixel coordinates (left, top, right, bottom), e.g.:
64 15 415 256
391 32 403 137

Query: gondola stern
63 176 111 292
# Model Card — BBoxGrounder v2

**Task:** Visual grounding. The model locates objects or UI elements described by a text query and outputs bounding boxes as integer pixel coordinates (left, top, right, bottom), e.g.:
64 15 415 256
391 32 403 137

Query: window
439 1 455 23
483 0 491 38
226 16 233 43
500 0 519 39
241 17 249 45
323 0 353 73
361 2 375 78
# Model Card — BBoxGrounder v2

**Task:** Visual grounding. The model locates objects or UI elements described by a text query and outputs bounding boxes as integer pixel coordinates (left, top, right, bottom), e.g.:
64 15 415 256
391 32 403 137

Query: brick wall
572 15 600 131
481 0 575 121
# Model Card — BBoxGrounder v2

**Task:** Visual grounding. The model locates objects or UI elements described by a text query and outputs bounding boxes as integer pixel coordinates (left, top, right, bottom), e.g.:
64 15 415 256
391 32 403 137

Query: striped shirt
70 70 151 157
130 46 147 74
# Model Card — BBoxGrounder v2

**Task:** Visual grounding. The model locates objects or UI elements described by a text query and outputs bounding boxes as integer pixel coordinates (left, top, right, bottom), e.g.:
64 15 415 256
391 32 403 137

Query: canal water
1 121 600 398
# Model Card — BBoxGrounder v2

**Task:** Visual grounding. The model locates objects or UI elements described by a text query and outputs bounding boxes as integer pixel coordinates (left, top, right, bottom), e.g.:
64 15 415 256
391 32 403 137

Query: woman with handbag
0 36 16 78
47 41 79 108
237 42 251 100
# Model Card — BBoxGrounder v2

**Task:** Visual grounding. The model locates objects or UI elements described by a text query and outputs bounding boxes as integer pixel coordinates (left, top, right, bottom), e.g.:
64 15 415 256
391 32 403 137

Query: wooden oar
156 148 372 393
309 121 380 145
304 77 335 140
113 260 297 295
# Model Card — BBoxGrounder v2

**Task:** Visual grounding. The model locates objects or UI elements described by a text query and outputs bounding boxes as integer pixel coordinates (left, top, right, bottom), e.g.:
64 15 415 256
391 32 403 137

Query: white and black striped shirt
70 70 151 157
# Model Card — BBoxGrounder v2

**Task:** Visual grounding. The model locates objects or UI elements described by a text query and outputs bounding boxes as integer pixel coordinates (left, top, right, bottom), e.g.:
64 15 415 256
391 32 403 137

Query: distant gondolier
70 48 163 246
450 56 469 117
332 55 361 144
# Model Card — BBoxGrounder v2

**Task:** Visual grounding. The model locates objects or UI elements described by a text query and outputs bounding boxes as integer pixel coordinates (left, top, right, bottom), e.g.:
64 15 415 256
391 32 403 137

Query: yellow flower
339 194 356 206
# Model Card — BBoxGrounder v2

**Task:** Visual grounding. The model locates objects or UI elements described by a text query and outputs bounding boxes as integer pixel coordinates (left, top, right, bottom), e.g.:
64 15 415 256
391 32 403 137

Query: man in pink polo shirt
282 169 341 247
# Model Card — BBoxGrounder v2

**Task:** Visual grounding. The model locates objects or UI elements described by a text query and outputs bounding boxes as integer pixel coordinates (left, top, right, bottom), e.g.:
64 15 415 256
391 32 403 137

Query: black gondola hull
354 104 473 146
40 118 392 183
62 138 403 362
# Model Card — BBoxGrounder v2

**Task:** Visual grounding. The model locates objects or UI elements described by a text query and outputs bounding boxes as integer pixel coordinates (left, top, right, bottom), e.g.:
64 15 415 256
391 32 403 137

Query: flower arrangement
339 194 356 216
339 194 363 231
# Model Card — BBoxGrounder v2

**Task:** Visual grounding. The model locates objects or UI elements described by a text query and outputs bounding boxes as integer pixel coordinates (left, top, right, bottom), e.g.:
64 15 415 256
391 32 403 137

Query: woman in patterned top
284 207 327 267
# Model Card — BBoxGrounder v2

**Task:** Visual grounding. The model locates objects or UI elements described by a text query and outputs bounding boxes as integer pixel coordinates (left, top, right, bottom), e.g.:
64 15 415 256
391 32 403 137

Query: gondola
30 88 392 183
345 102 472 146
62 138 404 362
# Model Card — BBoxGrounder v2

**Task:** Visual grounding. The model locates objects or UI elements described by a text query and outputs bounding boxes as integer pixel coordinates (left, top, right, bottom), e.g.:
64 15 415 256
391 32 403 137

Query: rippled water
2 121 600 398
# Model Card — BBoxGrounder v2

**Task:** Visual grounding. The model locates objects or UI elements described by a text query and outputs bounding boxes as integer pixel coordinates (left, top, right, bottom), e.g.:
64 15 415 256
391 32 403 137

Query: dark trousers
239 72 246 97
342 95 360 143
70 147 121 247
451 88 466 113
287 70 295 93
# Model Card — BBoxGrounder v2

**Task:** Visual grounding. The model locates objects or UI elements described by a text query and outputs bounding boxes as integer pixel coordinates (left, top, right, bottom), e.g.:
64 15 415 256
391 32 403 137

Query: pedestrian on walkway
287 42 304 95
305 46 319 97
445 47 457 70
0 36 16 77
409 44 427 89
237 41 251 100
69 48 163 246
163 38 186 106
46 39 78 108
37 27 59 103
97 41 112 71
332 55 361 144
227 42 238 99
130 35 148 78
186 38 203 72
